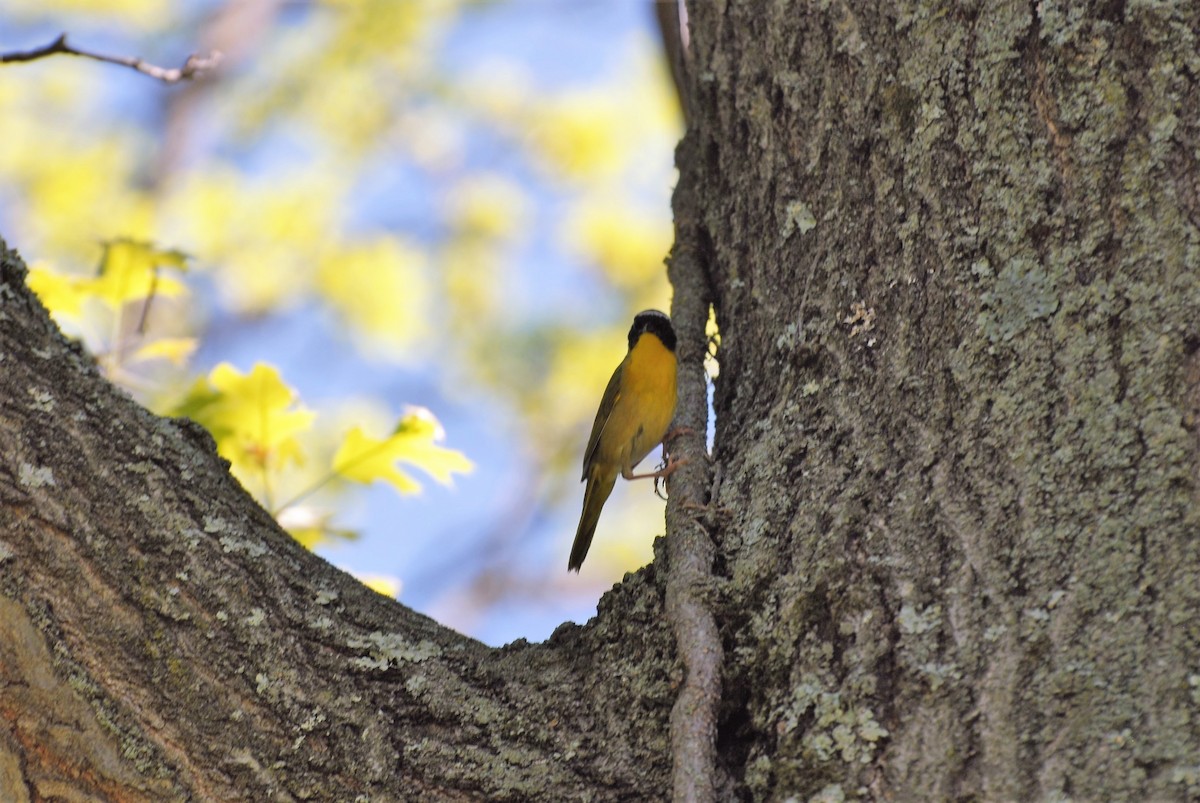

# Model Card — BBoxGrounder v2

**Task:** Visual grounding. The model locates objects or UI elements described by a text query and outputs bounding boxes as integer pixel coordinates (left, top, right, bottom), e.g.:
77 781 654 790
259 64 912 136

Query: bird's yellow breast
598 333 678 473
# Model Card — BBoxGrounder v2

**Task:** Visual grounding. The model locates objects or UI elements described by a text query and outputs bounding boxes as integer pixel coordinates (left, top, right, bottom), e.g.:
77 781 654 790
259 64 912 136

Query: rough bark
0 241 678 800
4 0 1200 801
680 0 1200 800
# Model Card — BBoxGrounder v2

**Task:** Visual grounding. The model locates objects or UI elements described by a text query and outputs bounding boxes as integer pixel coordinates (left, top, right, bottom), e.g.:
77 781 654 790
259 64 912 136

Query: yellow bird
568 309 683 572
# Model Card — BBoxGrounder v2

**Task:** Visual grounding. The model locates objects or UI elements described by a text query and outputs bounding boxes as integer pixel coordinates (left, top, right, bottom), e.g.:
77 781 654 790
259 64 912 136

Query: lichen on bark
681 0 1200 799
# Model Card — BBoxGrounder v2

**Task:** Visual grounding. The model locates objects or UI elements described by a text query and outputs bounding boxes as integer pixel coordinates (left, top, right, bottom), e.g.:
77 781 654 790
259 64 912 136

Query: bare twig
0 33 222 84
664 133 723 802
654 0 691 123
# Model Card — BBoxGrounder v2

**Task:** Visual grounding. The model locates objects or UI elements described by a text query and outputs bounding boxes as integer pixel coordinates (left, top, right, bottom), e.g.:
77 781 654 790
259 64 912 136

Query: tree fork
0 240 675 800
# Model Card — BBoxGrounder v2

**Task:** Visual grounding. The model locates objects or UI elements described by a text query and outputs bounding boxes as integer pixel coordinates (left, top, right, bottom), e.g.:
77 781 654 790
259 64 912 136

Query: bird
568 309 683 572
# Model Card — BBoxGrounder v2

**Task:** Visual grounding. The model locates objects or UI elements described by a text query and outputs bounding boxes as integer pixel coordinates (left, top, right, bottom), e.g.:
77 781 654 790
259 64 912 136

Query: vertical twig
654 0 692 123
665 129 722 802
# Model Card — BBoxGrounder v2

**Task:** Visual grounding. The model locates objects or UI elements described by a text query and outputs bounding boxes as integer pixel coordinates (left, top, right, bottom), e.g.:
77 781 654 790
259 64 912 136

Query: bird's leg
634 428 695 495
662 426 695 444
623 454 688 481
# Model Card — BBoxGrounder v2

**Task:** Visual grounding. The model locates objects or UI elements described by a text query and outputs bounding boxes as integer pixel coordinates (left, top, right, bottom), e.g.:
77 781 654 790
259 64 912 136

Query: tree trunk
3 1 1199 801
680 0 1200 800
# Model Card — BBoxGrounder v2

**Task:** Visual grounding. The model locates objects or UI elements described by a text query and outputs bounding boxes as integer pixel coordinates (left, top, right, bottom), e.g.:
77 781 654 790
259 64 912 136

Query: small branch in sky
0 33 222 84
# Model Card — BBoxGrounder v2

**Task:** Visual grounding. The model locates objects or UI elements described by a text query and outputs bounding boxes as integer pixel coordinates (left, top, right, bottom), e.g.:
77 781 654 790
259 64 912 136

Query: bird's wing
581 358 626 480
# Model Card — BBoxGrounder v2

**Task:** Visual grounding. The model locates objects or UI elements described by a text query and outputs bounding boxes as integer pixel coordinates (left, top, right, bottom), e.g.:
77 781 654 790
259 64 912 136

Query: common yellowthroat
568 309 682 571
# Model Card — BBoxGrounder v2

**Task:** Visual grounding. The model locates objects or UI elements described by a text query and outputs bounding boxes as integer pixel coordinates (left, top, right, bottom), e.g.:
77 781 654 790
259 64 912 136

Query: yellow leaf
288 527 326 550
447 174 528 240
167 169 341 313
332 407 472 496
90 239 188 310
27 263 91 320
180 362 315 477
528 91 624 182
18 138 148 254
132 337 198 366
316 237 430 356
6 0 170 29
523 46 682 185
276 506 358 550
442 240 503 320
355 573 403 599
563 196 672 287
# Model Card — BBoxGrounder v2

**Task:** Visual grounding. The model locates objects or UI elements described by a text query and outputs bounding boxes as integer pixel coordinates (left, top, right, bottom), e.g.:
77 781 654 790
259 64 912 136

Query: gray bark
3 0 1200 800
680 0 1200 799
0 242 675 800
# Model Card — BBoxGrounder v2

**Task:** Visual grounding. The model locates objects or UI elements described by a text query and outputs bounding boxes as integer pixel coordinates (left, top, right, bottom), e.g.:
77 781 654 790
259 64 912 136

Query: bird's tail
568 466 617 571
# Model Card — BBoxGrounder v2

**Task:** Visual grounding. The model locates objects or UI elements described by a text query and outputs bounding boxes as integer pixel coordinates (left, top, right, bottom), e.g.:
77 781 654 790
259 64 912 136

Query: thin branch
664 131 723 802
0 33 222 84
654 0 691 124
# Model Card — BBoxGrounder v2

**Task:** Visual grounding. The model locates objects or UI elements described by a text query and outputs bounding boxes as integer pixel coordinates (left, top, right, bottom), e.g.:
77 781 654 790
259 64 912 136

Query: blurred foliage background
1 0 682 644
